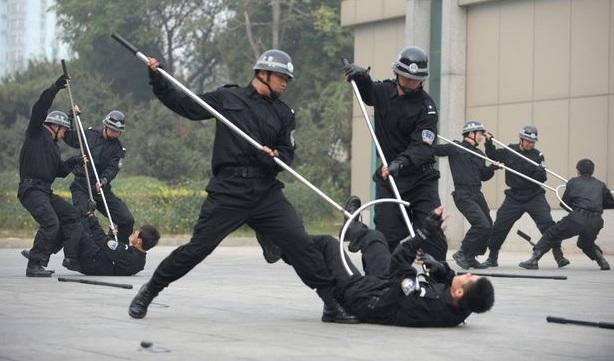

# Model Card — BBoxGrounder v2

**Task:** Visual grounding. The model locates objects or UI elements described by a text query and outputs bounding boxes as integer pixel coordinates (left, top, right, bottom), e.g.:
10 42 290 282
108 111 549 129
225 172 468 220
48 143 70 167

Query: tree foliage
0 0 354 227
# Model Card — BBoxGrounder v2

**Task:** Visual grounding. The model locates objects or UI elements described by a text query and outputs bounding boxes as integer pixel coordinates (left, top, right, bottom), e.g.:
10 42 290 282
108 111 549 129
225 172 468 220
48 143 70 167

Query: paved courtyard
1 245 613 361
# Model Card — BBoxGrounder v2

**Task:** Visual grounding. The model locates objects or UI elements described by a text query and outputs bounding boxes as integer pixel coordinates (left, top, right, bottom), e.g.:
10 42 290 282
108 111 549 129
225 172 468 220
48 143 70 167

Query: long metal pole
61 60 119 242
437 135 572 211
490 137 569 183
343 59 415 238
61 60 94 202
111 33 351 218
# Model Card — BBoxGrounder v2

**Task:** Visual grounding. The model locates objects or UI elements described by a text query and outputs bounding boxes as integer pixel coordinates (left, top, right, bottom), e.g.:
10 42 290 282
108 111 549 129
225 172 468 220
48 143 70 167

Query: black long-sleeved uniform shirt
485 139 547 201
353 75 438 178
561 175 614 214
18 84 76 187
149 71 295 176
340 242 471 327
433 140 496 189
78 216 145 276
64 128 125 188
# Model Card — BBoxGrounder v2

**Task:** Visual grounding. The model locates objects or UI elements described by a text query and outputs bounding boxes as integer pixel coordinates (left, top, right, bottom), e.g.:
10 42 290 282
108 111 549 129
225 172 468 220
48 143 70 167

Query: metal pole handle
339 198 410 276
61 59 94 203
61 60 119 241
343 58 415 238
112 34 351 218
437 135 572 211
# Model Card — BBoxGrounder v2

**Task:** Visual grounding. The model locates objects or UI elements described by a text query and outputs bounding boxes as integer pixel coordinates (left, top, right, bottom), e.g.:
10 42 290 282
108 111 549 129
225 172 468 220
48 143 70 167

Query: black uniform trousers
149 174 335 300
18 181 81 265
375 180 447 260
489 192 555 251
70 182 134 243
312 230 395 323
452 187 492 257
534 211 604 258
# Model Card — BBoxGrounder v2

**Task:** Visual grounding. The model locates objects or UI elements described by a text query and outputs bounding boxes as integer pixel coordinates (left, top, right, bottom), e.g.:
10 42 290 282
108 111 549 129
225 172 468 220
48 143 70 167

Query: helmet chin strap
396 74 421 95
255 71 280 99
45 124 61 141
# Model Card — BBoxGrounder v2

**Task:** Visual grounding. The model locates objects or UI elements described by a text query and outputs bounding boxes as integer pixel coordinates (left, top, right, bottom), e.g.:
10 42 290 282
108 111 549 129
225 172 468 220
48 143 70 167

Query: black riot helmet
462 120 486 136
102 110 125 132
253 49 295 79
44 110 71 129
392 46 429 81
519 125 538 142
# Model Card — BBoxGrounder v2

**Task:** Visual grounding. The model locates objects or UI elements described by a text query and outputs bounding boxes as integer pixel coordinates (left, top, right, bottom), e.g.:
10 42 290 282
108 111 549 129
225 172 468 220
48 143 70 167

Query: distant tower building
0 0 70 78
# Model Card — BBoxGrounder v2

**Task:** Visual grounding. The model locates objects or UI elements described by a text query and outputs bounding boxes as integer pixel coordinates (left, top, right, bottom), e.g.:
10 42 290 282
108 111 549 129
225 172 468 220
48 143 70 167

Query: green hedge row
0 172 342 236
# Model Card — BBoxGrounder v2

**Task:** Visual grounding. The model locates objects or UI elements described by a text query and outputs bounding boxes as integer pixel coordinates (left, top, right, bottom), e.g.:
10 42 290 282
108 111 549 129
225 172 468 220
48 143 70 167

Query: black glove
387 159 405 178
99 177 108 188
54 74 69 90
64 155 83 169
343 63 370 81
420 253 448 280
418 210 444 239
67 108 80 119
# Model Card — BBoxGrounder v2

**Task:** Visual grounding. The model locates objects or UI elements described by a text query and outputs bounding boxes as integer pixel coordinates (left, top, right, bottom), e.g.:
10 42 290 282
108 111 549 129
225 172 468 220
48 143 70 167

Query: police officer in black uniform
77 215 158 276
64 110 135 243
433 121 502 269
21 215 159 276
343 47 447 260
313 207 494 327
18 75 83 276
481 126 569 268
519 159 613 270
128 50 357 323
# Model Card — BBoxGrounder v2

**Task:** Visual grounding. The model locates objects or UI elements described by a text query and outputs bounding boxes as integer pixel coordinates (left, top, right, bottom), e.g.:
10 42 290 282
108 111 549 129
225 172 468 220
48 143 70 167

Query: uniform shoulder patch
107 239 118 250
422 129 435 145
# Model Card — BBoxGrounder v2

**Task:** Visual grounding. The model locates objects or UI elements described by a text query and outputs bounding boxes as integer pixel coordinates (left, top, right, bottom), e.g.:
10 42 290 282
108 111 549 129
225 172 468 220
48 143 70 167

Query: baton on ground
458 272 567 280
516 230 536 247
547 316 614 329
111 33 352 218
489 136 569 183
437 135 572 211
58 277 133 289
61 60 119 242
343 58 415 238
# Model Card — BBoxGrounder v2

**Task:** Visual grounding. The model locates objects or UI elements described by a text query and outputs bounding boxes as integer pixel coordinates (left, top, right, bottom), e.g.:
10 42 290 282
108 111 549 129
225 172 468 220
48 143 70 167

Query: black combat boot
343 195 362 223
341 196 368 253
480 249 498 268
62 258 81 272
593 247 610 271
321 300 360 324
552 247 570 268
26 260 53 277
518 249 546 270
129 282 159 319
452 251 471 270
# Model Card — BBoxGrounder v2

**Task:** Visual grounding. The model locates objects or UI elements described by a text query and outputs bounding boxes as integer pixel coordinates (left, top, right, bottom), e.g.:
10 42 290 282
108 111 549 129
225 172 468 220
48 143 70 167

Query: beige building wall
342 0 613 252
464 0 614 253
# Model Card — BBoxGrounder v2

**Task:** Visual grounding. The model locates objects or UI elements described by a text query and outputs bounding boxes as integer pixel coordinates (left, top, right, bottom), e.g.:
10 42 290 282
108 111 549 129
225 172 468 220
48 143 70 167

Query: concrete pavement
1 245 613 361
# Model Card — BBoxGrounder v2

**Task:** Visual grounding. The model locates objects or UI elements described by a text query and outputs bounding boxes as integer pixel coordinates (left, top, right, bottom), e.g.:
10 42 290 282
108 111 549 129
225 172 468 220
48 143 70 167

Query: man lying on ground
312 199 494 327
23 213 159 276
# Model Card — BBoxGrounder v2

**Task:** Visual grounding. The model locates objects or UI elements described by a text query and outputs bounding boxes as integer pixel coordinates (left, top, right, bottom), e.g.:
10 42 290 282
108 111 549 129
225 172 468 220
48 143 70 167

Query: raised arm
27 75 68 136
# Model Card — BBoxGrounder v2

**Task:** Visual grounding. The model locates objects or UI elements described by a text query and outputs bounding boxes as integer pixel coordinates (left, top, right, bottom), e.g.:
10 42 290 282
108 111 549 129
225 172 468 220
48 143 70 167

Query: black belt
575 208 601 217
20 178 51 187
217 166 271 178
